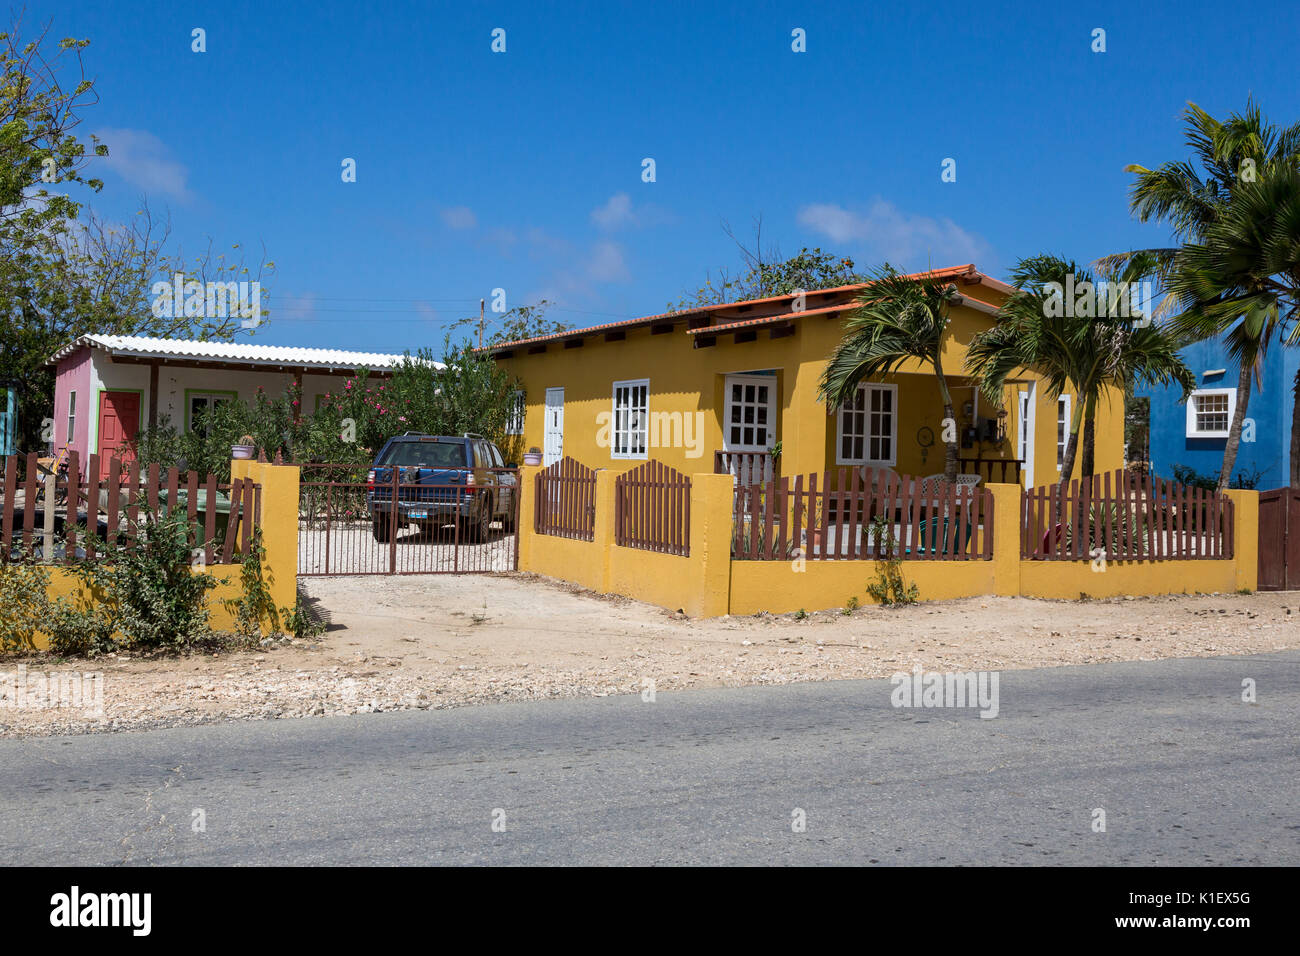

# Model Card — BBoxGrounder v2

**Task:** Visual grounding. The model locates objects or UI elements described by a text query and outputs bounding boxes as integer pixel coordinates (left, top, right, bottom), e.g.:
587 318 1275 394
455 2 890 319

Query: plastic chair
913 514 974 556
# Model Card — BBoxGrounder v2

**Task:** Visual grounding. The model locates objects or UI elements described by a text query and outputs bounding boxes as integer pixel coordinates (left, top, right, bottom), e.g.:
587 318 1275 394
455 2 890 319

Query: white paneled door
1018 386 1035 488
544 387 564 466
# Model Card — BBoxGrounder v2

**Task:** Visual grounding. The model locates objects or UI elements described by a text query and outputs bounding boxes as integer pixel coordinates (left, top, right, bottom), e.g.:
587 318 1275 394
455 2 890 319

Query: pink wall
52 346 92 467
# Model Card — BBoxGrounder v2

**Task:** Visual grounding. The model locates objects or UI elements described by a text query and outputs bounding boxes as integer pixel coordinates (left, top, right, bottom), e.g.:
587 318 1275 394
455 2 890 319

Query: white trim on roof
46 334 437 371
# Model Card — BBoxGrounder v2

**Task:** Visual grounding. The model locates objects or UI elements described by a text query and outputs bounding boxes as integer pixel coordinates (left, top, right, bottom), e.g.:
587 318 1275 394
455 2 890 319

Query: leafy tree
1164 168 1300 485
0 21 273 451
1104 100 1300 491
819 265 964 481
967 255 1195 484
672 219 864 310
450 299 570 348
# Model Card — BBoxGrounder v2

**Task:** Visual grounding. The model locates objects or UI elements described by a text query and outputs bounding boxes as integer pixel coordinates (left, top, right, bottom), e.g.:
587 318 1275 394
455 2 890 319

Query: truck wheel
473 499 492 541
372 514 391 542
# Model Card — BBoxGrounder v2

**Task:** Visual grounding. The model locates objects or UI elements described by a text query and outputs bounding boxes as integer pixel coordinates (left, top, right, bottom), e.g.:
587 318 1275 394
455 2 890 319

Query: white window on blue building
1186 388 1236 438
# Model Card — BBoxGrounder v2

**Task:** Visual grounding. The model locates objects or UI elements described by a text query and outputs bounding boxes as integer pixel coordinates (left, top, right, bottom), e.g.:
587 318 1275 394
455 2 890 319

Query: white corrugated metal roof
47 334 438 370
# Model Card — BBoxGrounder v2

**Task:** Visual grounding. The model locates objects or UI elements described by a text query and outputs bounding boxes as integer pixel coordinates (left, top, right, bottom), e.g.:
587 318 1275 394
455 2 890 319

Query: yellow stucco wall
1017 559 1240 600
517 466 732 617
727 559 996 616
516 470 1261 616
497 297 1123 489
24 460 299 650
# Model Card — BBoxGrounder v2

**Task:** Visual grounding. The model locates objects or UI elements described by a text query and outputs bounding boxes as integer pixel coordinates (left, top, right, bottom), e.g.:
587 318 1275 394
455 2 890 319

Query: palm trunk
933 364 959 481
1059 398 1085 485
1290 365 1300 487
1081 394 1097 480
1217 359 1254 494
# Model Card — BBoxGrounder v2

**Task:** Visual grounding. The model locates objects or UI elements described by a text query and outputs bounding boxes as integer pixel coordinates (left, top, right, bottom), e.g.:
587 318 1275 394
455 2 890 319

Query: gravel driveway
3 573 1297 738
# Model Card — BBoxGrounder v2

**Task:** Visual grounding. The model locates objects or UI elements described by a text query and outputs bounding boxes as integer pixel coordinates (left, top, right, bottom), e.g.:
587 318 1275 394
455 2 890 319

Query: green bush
0 556 52 653
45 599 117 657
866 517 919 606
225 529 280 642
81 505 219 650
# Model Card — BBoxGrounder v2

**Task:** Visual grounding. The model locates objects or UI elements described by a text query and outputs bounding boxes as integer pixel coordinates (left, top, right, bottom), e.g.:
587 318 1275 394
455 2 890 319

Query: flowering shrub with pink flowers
129 340 524 479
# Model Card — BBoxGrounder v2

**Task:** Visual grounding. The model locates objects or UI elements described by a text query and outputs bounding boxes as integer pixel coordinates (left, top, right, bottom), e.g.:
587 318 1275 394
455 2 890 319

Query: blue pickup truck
367 433 517 542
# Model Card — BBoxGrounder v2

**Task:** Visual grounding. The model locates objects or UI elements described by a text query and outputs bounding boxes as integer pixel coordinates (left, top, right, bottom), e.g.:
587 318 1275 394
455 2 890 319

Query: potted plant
523 446 543 466
232 434 257 460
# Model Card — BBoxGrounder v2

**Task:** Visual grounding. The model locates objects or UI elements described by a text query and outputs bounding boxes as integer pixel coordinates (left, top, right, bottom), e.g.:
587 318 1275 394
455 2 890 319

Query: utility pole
478 298 485 349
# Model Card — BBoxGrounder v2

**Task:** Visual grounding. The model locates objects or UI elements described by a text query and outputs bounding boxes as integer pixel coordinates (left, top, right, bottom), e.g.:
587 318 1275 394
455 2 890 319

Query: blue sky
39 0 1300 354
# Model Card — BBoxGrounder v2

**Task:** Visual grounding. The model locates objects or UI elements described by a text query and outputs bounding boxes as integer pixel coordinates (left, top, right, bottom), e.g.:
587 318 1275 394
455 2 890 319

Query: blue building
1139 339 1297 489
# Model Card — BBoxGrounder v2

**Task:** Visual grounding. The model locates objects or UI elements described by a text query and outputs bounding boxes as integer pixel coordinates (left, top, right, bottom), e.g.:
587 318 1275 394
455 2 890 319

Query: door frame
722 373 777 453
95 388 145 474
543 387 564 466
1018 385 1036 489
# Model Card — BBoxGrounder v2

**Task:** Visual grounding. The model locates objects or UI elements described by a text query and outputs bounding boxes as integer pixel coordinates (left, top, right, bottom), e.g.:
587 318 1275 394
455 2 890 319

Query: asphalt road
3 652 1297 865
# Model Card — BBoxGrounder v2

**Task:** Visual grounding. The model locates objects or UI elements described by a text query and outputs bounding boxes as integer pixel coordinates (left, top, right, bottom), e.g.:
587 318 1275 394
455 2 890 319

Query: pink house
47 335 415 477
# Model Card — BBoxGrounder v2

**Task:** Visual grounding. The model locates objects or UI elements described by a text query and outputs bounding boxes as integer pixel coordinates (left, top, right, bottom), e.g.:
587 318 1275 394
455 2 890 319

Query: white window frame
1056 394 1071 471
66 390 76 444
506 389 525 436
835 383 897 467
1186 387 1237 438
187 391 235 438
723 373 776 452
611 378 649 460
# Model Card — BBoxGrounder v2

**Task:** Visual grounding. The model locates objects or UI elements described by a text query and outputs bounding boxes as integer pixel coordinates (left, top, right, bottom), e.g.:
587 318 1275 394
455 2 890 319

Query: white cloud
279 292 318 322
440 206 478 230
94 128 194 203
590 192 635 229
589 192 676 231
529 240 632 305
797 200 992 268
585 239 629 282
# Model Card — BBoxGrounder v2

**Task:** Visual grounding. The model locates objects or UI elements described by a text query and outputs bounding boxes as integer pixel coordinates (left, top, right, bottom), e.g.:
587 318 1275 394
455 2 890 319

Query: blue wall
1139 340 1296 489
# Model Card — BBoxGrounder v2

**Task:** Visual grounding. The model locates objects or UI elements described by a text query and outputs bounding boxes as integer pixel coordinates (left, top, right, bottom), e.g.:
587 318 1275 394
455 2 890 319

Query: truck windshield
376 442 467 468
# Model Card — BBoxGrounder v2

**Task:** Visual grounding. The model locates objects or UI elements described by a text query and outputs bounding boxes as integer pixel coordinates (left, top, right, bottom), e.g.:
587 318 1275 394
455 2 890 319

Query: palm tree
819 266 964 480
1102 99 1300 491
966 255 1195 485
1165 168 1300 483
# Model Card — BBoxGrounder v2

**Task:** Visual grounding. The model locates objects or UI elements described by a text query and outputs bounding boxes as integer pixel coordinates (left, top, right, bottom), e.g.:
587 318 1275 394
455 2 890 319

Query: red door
97 391 141 477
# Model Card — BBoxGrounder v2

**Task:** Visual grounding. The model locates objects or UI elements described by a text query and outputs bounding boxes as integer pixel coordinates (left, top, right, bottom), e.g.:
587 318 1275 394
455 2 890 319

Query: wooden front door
97 391 141 477
1258 487 1300 590
543 388 564 466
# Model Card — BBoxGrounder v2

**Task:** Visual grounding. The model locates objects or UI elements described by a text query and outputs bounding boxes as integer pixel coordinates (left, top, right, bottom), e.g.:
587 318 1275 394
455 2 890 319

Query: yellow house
488 264 1124 488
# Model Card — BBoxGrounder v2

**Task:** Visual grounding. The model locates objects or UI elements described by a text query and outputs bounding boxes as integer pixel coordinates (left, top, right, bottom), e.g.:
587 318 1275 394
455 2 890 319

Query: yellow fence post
517 463 539 571
690 472 735 617
592 469 615 594
986 482 1022 597
230 458 299 619
1225 488 1259 592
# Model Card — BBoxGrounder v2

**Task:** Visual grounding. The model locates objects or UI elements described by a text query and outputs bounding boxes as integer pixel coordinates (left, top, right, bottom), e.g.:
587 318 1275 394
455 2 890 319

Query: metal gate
298 464 519 575
1258 486 1300 591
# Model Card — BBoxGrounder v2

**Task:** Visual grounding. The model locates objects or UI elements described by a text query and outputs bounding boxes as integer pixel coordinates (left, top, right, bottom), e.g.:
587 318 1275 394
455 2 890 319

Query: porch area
709 367 1025 495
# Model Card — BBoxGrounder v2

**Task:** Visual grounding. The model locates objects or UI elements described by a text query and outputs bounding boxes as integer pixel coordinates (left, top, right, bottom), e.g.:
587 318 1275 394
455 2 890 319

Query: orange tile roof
483 263 1009 354
685 302 851 334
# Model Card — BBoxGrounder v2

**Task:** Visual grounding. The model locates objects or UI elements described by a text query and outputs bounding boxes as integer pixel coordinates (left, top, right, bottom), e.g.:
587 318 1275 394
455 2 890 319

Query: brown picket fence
614 460 690 556
732 469 994 561
534 456 597 541
0 451 259 565
1020 468 1233 561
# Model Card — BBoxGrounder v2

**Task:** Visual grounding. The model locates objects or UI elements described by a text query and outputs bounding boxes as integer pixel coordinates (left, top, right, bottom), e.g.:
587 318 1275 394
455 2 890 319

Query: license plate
409 509 430 519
